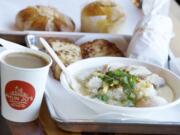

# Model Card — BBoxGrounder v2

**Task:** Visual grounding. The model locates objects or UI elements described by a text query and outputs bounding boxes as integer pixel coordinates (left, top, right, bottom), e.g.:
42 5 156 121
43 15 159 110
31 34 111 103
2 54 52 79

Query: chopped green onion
95 94 109 102
97 68 139 102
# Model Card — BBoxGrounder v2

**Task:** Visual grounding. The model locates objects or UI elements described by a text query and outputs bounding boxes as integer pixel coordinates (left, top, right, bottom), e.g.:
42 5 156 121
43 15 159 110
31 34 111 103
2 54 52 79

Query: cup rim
0 48 52 71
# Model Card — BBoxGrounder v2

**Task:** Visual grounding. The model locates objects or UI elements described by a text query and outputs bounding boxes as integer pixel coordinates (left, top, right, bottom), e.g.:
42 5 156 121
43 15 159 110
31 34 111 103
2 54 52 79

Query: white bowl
60 57 180 117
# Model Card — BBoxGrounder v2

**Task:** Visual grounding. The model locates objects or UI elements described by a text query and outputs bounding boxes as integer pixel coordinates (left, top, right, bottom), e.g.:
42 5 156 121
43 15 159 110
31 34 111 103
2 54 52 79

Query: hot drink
4 52 48 68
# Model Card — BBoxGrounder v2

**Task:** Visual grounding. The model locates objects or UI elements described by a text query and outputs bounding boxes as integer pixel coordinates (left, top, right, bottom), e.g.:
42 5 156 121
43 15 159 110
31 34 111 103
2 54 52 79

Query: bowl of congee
60 57 180 117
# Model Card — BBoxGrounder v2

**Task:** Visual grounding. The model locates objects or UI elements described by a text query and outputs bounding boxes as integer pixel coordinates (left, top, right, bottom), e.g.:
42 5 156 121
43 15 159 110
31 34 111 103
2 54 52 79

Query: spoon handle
39 38 68 74
40 37 80 92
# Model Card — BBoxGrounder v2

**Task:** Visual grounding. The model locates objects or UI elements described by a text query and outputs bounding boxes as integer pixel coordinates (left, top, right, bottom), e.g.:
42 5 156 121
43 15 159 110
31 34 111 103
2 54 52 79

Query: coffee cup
0 48 52 122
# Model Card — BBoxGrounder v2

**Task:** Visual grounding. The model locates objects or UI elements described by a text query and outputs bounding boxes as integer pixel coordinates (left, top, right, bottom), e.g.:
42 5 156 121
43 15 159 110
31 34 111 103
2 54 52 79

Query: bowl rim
60 56 180 111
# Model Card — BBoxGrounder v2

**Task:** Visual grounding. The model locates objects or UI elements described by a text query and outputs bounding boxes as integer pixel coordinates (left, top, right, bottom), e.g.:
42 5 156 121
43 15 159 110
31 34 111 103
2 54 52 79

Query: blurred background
170 0 180 56
176 0 180 5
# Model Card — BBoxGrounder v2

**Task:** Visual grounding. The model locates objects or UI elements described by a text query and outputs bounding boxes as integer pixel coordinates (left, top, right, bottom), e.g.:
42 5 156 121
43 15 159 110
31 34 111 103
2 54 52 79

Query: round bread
49 40 82 80
15 5 75 31
132 0 141 8
80 39 124 58
81 0 125 33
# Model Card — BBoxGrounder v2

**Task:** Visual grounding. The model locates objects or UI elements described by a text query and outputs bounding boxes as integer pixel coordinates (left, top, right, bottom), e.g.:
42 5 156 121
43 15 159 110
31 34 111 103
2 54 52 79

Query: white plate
0 0 142 35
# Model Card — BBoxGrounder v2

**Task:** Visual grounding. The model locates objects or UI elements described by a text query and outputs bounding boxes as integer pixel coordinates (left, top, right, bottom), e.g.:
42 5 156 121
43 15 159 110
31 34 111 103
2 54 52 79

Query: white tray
24 33 180 123
1 34 180 133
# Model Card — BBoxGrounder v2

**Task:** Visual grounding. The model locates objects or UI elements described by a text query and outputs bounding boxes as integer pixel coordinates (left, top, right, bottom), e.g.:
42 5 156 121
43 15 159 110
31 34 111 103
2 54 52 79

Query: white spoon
39 37 80 92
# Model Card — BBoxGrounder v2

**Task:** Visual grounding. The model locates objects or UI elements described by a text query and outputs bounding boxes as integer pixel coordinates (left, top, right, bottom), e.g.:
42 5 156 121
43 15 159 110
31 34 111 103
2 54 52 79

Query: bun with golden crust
80 39 124 58
81 0 125 33
49 39 82 80
15 5 75 31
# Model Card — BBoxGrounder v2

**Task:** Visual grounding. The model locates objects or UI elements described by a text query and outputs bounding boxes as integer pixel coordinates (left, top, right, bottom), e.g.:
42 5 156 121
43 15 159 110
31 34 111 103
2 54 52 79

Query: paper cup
0 49 52 122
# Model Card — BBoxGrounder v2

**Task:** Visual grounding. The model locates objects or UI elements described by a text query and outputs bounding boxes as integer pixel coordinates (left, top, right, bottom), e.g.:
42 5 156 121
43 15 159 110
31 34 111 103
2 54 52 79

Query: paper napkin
126 0 174 67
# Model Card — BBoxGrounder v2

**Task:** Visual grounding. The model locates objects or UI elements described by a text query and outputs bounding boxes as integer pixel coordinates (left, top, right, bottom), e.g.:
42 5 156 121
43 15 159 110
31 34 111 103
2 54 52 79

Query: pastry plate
24 33 180 134
0 0 142 35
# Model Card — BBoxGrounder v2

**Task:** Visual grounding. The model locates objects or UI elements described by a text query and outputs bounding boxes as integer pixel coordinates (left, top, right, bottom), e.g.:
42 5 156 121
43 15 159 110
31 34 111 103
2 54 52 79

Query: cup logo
5 80 35 110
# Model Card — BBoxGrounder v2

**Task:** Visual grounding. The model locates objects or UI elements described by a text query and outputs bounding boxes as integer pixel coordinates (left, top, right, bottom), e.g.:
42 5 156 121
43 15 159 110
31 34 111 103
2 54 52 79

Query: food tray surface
25 33 180 134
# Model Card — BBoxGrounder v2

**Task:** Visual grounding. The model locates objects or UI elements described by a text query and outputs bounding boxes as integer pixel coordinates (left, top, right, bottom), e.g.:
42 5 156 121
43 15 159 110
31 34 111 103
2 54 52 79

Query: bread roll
49 39 82 80
81 0 125 33
15 5 75 31
132 0 142 8
80 39 124 58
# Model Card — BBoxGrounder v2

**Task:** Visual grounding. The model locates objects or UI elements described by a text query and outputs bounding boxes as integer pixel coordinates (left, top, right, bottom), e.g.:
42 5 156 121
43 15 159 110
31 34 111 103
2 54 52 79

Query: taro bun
15 5 75 31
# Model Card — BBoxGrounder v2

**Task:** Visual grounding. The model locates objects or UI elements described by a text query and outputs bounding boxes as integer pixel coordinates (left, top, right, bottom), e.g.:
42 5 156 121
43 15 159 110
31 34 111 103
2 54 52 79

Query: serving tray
25 33 180 134
1 36 180 134
45 96 180 134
